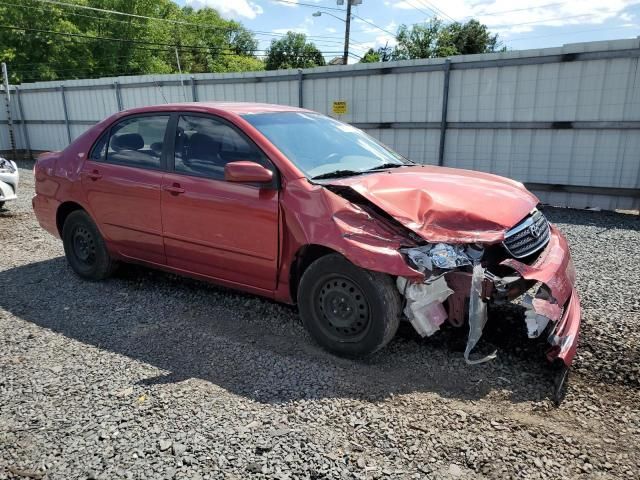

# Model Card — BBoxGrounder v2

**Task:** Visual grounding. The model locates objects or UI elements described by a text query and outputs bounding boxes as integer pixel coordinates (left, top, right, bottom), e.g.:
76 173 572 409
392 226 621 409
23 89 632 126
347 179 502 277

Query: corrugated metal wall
2 38 639 210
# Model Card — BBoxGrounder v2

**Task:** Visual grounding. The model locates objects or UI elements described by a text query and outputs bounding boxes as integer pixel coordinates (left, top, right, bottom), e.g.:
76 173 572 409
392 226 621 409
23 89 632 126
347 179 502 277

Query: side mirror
224 161 273 183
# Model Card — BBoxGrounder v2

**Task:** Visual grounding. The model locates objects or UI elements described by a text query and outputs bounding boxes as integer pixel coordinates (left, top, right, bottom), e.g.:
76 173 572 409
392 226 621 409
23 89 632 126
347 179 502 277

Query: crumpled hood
324 165 539 243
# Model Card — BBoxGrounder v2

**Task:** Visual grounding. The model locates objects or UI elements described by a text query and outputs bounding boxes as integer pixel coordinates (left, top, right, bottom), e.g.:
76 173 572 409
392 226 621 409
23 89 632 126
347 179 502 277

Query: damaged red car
33 102 580 372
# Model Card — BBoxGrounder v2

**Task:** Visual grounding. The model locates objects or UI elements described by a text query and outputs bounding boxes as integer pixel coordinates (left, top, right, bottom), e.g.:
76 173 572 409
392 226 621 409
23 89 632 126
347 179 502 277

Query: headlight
401 243 483 272
0 157 16 173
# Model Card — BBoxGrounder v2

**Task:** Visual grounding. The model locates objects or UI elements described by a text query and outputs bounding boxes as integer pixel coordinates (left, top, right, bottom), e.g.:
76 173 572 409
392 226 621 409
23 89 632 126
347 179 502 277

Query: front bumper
501 226 581 366
399 226 581 367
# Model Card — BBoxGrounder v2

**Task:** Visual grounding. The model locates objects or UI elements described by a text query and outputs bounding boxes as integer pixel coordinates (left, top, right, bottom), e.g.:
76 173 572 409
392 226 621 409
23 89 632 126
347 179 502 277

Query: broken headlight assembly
400 242 484 273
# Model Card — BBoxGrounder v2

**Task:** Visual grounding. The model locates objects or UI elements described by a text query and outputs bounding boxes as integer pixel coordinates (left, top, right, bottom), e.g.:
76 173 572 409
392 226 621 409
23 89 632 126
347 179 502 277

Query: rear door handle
163 184 185 195
87 170 102 181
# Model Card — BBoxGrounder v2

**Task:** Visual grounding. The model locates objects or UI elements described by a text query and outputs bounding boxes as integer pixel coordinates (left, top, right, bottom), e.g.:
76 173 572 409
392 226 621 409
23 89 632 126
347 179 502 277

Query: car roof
118 102 310 117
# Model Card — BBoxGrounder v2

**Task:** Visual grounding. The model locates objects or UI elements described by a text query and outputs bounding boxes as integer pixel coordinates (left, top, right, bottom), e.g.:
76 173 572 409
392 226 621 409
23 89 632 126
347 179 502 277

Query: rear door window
105 115 170 170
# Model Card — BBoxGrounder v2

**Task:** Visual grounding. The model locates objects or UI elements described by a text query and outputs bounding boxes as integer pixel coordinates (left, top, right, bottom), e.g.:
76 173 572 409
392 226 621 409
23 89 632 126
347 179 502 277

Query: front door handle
163 184 185 195
87 170 102 181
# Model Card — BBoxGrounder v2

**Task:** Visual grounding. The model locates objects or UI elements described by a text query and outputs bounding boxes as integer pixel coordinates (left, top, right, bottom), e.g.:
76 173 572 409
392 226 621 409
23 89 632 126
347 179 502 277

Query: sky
176 0 640 62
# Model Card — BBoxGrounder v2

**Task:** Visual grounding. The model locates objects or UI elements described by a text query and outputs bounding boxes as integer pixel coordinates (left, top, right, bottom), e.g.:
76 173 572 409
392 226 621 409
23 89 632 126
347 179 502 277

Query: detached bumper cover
501 226 581 366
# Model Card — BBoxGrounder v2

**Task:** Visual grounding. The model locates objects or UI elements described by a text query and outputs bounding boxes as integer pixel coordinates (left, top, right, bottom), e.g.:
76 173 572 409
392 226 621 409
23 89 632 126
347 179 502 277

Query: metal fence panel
1 38 638 210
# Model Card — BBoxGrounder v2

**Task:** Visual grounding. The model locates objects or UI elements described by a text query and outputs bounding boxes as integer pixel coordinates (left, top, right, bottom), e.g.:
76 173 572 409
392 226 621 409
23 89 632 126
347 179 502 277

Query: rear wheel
0 201 5 209
298 253 401 357
62 210 116 280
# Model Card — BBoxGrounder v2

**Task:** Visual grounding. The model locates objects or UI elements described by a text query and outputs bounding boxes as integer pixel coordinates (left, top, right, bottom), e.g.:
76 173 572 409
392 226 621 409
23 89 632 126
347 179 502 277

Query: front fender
274 180 422 303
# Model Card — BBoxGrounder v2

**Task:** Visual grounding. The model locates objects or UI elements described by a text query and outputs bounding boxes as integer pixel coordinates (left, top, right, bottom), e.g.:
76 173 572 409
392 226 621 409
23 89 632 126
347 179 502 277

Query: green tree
391 18 502 61
438 19 502 55
393 19 443 60
0 0 264 83
359 44 393 63
265 32 325 70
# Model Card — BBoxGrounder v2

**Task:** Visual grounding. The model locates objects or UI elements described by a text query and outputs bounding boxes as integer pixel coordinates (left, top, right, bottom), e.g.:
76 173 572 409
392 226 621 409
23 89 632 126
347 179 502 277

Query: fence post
15 87 32 160
438 59 451 166
114 81 123 111
1 62 17 161
60 85 72 145
297 69 303 108
191 76 198 102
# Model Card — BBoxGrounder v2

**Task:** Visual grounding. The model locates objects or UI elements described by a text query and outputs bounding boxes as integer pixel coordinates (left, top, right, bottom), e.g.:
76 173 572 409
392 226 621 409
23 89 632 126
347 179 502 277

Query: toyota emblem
529 223 541 238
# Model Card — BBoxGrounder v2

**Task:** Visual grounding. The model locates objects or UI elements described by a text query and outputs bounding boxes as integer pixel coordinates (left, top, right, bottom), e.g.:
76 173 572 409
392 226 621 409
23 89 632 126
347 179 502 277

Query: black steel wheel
71 225 97 266
62 210 116 280
298 253 401 357
315 275 371 342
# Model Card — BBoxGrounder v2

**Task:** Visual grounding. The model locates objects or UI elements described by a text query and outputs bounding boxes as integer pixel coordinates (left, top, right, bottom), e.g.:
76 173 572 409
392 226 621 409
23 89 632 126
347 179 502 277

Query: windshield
242 112 412 179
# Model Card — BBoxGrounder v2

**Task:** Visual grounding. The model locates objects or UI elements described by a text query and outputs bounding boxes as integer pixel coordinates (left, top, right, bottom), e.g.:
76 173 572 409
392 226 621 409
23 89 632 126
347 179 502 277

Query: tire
0 201 4 209
298 253 402 357
62 210 116 280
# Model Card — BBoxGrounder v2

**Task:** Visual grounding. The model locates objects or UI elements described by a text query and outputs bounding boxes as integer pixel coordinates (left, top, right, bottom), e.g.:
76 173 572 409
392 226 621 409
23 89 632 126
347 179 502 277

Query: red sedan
33 102 580 374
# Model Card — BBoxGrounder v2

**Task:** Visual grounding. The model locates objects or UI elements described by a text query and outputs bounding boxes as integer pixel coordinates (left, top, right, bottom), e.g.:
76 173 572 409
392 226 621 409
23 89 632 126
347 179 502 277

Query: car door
81 114 171 265
161 113 279 291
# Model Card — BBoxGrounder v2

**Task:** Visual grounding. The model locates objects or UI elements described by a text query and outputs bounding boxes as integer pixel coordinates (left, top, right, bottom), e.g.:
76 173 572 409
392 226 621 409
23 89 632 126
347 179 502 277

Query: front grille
503 209 550 258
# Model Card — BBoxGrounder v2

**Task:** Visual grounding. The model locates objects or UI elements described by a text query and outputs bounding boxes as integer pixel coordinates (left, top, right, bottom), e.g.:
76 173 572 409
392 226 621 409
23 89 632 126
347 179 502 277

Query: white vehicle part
397 276 453 337
0 179 17 202
0 158 18 203
464 264 497 365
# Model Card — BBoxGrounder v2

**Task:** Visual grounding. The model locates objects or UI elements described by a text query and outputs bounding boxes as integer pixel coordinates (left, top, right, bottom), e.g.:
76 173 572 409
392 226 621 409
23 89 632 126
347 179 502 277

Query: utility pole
1 63 17 162
343 0 352 65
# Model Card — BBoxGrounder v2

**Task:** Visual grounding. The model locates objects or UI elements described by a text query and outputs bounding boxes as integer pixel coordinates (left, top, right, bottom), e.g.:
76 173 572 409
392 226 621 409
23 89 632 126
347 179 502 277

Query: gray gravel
1 163 639 480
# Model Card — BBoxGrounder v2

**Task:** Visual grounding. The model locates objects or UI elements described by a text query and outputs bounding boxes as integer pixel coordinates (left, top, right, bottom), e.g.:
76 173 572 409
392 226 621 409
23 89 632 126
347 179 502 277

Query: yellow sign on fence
332 101 348 115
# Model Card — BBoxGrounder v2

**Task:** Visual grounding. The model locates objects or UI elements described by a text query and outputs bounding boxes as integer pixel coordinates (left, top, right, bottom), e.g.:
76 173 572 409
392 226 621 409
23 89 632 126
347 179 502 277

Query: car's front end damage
0 157 19 208
315 165 581 398
397 217 580 369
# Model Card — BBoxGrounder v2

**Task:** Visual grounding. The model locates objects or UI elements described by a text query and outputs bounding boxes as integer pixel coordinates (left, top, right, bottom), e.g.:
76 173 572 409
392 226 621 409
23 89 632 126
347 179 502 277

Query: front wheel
62 210 116 280
297 253 402 357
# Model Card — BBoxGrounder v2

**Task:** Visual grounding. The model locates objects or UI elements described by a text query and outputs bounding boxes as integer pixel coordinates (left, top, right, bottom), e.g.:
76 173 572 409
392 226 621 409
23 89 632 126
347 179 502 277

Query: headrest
111 133 144 151
189 133 221 157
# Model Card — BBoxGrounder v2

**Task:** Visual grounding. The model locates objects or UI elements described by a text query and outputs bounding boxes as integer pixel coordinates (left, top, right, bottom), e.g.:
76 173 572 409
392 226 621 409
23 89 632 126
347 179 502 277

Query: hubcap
72 226 96 265
316 276 370 341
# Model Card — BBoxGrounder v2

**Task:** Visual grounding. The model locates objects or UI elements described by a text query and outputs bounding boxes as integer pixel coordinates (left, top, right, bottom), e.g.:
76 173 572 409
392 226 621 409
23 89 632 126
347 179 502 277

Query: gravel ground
1 164 639 480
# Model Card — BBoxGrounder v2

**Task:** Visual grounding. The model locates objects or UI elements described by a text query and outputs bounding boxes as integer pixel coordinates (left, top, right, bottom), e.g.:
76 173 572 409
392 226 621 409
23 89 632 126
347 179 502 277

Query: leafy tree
393 19 443 60
438 19 502 55
386 18 502 62
0 0 264 83
359 44 393 63
265 32 325 70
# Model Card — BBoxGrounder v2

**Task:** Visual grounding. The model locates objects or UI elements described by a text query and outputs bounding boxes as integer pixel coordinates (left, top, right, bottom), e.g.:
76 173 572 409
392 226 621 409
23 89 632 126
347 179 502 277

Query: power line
465 2 567 19
34 0 246 31
1 23 351 52
414 0 457 23
492 12 618 28
505 24 639 43
403 0 456 23
351 14 396 36
0 24 246 52
273 0 343 12
29 0 353 44
271 0 394 40
403 0 437 19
